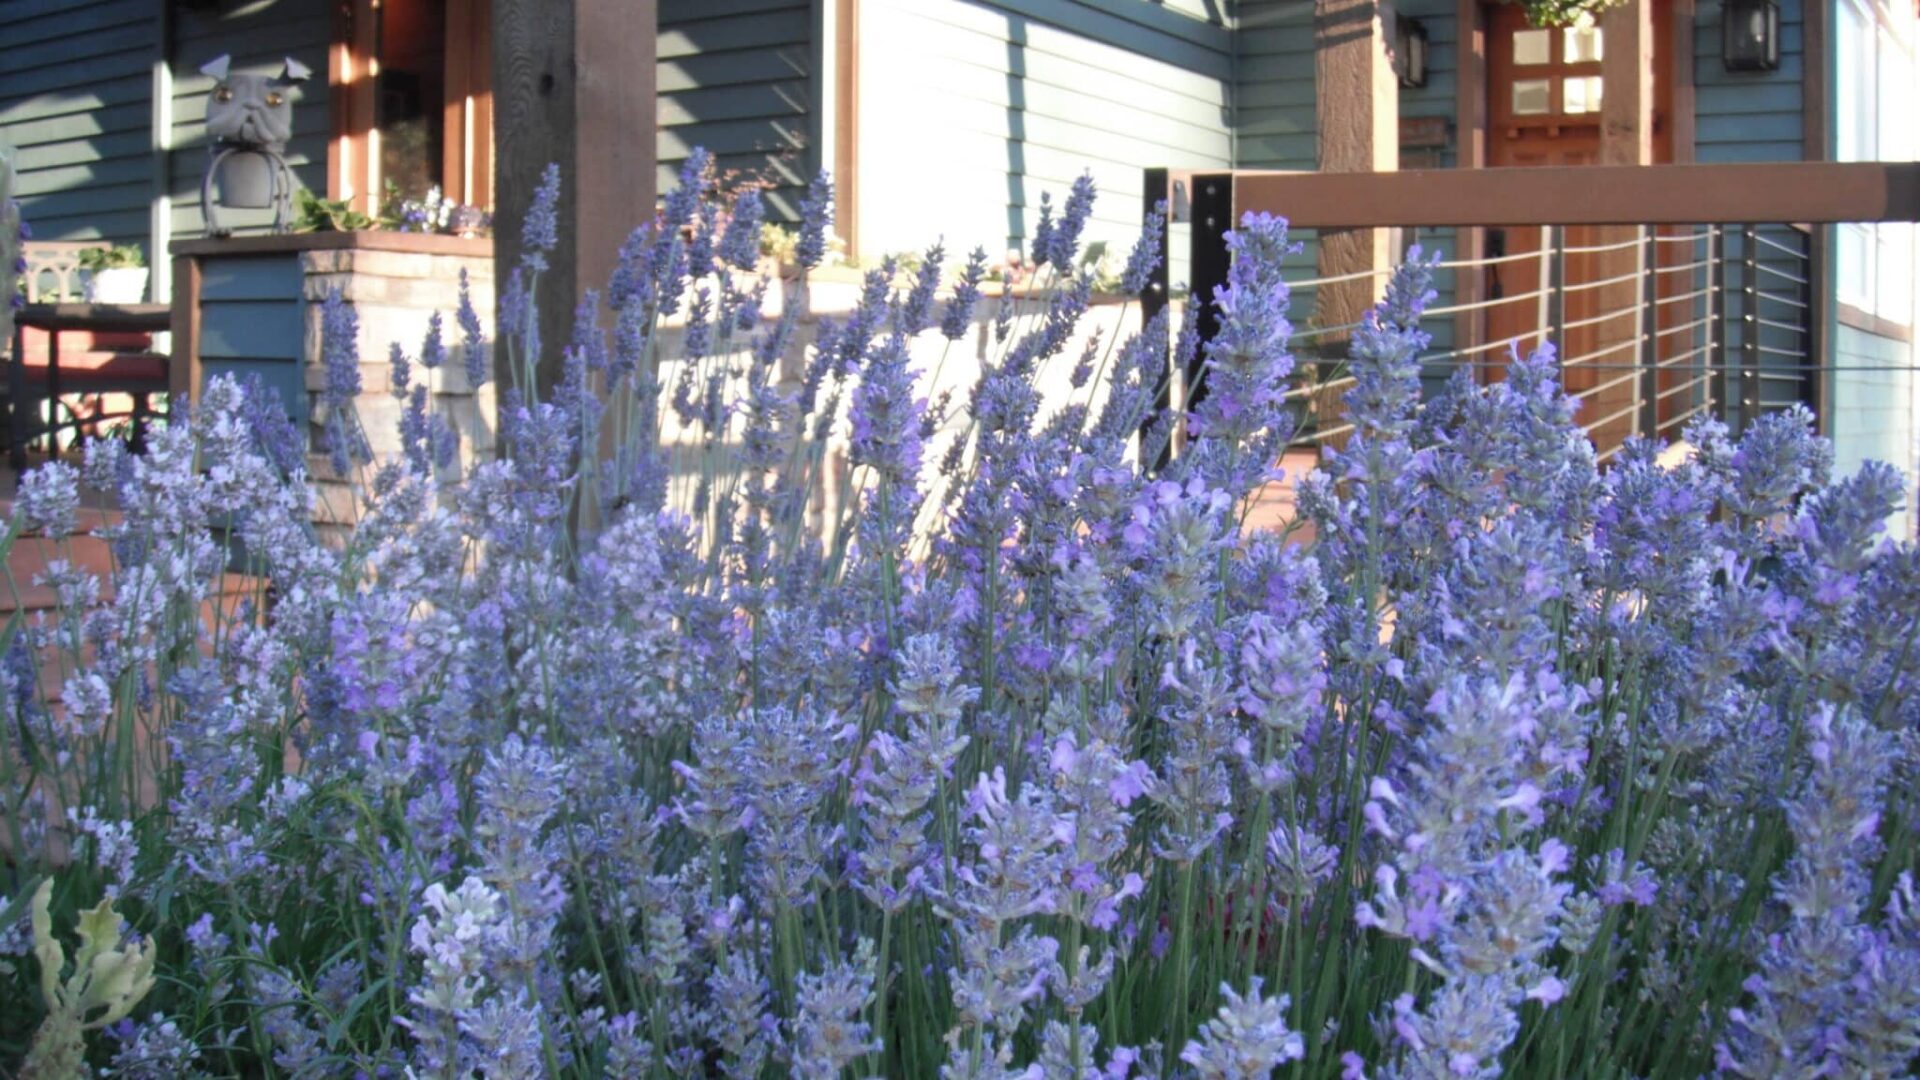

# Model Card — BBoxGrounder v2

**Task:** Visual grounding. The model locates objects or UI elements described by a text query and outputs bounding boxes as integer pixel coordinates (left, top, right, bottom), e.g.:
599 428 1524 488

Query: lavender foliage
3 155 1917 1080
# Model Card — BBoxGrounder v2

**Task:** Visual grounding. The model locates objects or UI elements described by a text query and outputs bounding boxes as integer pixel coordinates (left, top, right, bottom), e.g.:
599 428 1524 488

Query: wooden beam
493 0 658 398
1230 161 1920 227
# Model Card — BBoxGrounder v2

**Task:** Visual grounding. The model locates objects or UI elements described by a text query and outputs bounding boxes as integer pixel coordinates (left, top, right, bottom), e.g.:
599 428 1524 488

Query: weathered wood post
492 0 658 401
1313 0 1399 333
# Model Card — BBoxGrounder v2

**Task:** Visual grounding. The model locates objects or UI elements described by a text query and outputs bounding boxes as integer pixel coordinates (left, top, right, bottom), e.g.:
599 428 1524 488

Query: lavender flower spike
1179 978 1305 1079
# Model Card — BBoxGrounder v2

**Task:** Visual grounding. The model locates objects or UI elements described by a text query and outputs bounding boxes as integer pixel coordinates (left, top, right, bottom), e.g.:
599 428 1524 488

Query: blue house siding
193 251 310 429
1832 323 1917 515
857 0 1231 277
1233 0 1317 172
659 0 814 221
168 1 330 240
0 0 330 251
1694 0 1805 162
0 0 157 246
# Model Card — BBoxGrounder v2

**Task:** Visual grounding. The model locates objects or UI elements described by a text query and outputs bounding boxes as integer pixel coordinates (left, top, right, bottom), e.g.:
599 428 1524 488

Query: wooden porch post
1315 0 1400 337
492 0 657 398
1591 0 1654 447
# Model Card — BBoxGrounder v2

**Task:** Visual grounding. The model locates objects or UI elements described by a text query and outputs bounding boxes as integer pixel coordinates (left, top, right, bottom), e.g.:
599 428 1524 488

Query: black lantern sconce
1722 0 1781 72
1396 15 1430 88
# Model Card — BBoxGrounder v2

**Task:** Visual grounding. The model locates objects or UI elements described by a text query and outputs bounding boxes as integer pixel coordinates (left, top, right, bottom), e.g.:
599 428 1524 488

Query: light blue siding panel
659 0 814 221
658 83 811 127
859 0 1231 282
0 0 154 252
1831 324 1916 499
199 259 306 303
1234 0 1317 171
197 301 305 361
658 52 810 94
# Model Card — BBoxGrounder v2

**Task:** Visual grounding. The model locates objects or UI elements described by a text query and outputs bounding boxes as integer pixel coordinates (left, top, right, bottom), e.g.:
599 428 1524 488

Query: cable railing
1141 161 1920 460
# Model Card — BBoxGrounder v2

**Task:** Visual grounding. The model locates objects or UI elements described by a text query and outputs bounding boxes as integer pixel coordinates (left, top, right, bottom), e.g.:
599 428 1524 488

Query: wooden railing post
1636 226 1658 440
1739 224 1761 432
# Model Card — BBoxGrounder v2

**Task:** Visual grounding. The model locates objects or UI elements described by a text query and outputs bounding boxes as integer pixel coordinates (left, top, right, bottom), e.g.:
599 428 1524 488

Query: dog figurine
199 55 311 235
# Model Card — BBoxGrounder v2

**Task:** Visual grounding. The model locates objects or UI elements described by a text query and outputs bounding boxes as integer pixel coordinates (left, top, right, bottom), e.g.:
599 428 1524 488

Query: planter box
171 232 496 540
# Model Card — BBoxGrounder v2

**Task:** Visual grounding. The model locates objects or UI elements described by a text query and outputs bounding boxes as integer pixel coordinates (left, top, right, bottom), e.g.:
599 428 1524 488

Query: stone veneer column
301 243 497 538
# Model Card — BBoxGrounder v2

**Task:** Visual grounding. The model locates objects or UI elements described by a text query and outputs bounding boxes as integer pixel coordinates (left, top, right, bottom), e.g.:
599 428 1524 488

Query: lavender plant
2 154 1917 1080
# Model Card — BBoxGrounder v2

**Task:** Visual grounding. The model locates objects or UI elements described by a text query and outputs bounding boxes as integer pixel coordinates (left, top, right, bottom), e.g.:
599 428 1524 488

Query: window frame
329 0 493 215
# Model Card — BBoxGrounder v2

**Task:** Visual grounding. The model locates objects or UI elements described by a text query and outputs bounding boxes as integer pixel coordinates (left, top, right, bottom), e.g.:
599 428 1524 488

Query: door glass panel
1513 28 1552 65
1564 25 1603 62
1513 78 1552 114
1563 75 1604 114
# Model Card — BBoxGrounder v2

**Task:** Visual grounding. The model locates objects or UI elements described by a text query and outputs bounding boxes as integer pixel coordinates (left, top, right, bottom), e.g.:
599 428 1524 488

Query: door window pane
1513 78 1552 114
1563 75 1604 114
1564 25 1603 62
1513 29 1552 65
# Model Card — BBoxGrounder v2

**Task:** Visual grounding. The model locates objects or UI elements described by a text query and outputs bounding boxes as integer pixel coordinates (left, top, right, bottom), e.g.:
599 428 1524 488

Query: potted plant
78 244 147 304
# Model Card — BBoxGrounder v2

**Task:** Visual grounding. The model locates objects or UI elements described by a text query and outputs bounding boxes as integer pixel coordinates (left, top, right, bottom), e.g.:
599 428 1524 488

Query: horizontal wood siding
659 0 813 221
859 0 1231 286
1233 0 1316 172
1694 0 1804 162
194 251 308 428
1832 323 1917 529
0 0 155 244
169 0 331 239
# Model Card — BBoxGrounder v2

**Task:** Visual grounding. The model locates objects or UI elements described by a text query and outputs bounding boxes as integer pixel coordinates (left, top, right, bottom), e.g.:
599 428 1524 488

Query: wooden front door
1481 2 1676 450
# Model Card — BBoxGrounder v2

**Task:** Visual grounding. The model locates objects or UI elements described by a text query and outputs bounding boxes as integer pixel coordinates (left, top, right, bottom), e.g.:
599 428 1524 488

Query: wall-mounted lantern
1722 0 1781 71
1396 16 1431 88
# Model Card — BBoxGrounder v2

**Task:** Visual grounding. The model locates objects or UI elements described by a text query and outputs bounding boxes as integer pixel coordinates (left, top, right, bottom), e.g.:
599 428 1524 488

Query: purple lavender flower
942 246 989 341
1179 979 1304 1078
718 187 765 271
796 169 834 270
1120 200 1167 296
1043 173 1097 271
457 268 490 389
519 162 561 272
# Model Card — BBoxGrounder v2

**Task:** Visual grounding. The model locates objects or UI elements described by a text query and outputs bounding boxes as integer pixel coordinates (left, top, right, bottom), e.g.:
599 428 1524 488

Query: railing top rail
1159 162 1920 229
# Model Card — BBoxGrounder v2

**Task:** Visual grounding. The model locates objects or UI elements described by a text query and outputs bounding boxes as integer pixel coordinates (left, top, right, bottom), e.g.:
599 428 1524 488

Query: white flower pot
84 266 149 304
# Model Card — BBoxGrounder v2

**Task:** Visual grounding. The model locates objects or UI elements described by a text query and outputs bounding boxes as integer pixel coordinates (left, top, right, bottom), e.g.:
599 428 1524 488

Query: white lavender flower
17 459 79 537
1178 979 1304 1079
